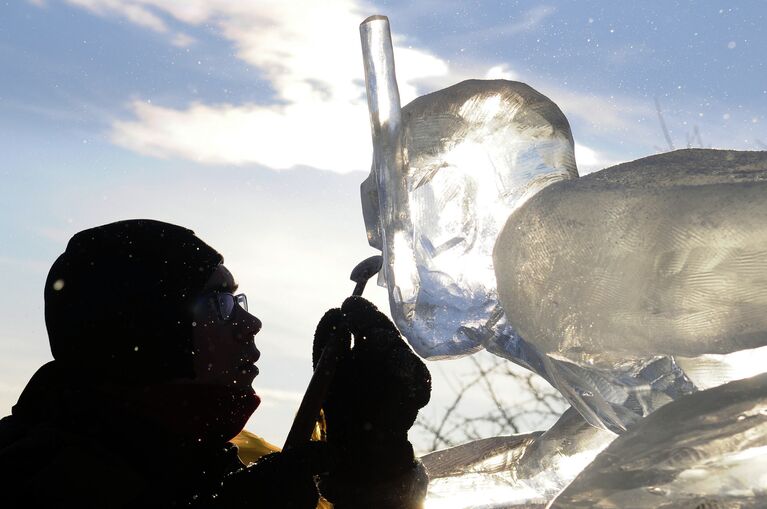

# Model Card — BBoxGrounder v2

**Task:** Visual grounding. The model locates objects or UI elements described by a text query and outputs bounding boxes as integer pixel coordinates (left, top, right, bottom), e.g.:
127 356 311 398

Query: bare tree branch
655 97 675 151
415 351 567 452
693 125 704 148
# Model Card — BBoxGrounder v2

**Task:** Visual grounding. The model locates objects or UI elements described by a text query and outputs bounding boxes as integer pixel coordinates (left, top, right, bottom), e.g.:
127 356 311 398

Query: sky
1 0 765 449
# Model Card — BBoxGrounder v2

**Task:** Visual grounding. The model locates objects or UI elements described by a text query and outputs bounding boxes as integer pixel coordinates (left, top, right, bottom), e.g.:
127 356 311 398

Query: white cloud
254 387 304 404
574 143 599 168
574 142 619 175
57 0 451 172
485 64 517 81
550 88 656 133
510 5 556 34
48 1 655 174
170 32 195 48
457 4 556 41
111 99 373 172
67 0 169 32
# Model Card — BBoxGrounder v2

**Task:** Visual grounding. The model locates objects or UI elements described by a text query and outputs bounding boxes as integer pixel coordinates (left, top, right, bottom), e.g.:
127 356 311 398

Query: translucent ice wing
422 408 616 509
549 372 767 509
486 333 696 433
676 344 767 390
495 149 767 369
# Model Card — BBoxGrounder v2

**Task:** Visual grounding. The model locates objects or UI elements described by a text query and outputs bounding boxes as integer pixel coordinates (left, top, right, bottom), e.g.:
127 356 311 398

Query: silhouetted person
0 219 430 508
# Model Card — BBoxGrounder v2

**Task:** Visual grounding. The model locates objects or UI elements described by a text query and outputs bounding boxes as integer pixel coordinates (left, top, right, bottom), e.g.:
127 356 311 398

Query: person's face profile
190 264 262 388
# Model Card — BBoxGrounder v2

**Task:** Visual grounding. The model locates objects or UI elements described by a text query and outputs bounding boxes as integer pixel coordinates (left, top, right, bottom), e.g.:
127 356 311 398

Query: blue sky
1 0 765 447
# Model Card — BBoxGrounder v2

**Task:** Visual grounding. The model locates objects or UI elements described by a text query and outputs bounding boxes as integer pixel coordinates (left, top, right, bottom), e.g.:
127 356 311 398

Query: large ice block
422 408 615 508
676 344 767 390
359 18 767 435
549 372 767 508
361 79 578 359
495 149 767 367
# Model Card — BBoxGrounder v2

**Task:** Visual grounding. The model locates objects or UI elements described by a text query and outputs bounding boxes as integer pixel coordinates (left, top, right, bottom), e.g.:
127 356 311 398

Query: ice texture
357 20 767 508
676 344 767 390
492 149 767 431
495 149 767 366
538 354 691 434
422 408 615 508
548 372 767 508
361 79 578 359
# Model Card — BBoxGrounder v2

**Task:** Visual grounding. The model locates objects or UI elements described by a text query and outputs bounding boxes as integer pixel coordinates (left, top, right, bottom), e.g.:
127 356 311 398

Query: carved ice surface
493 149 767 431
422 408 616 508
358 43 766 434
676 344 767 390
549 373 767 508
539 354 693 434
362 79 578 359
357 17 767 509
496 149 767 366
486 326 697 434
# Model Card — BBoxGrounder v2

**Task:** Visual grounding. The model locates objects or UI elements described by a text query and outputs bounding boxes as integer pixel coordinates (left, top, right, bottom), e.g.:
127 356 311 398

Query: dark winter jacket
0 362 254 508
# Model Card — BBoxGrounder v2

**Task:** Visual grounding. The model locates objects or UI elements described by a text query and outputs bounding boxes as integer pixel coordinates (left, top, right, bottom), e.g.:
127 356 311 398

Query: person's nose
234 307 262 361
244 311 262 336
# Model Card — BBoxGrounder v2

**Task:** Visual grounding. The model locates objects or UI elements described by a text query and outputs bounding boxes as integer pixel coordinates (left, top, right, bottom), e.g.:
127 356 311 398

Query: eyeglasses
205 292 248 322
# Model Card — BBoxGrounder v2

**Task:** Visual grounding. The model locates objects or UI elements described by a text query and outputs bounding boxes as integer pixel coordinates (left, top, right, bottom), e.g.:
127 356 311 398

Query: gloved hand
214 441 328 509
312 296 431 508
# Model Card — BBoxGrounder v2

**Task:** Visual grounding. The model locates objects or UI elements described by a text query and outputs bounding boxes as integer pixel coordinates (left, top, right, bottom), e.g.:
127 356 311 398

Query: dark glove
313 296 431 508
214 441 328 509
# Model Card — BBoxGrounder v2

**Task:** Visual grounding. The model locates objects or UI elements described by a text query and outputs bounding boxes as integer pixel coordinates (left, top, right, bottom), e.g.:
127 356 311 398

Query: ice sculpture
359 16 578 359
492 149 767 431
549 372 767 508
358 14 767 509
422 408 615 508
495 149 767 366
359 15 698 434
676 344 767 390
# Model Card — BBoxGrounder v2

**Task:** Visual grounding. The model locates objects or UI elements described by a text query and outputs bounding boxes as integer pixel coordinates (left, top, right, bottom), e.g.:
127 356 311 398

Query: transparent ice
422 408 616 508
360 17 577 360
549 373 767 508
494 149 767 431
361 16 704 434
361 78 578 359
496 149 767 364
359 15 767 509
416 149 767 507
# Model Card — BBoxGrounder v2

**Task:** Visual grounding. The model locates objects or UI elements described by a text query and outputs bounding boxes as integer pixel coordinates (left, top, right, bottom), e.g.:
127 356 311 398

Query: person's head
189 263 261 388
44 219 261 389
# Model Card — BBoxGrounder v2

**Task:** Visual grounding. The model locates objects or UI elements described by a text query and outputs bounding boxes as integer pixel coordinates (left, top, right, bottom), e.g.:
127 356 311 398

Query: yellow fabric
232 429 282 466
233 429 332 509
